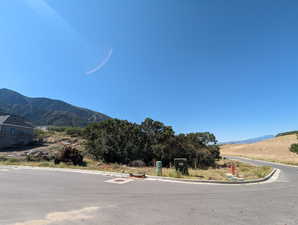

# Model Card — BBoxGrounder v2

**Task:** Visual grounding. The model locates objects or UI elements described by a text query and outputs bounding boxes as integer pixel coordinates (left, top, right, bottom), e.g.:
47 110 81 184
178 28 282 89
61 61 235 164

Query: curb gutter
147 168 278 184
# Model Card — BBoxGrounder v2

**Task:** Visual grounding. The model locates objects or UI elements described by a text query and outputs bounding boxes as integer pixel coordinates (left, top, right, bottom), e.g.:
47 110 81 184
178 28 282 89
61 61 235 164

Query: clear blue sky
1 0 298 141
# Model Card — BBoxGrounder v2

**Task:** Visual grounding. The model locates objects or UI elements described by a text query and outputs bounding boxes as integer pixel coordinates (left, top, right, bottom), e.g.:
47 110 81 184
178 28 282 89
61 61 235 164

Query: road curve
1 157 298 225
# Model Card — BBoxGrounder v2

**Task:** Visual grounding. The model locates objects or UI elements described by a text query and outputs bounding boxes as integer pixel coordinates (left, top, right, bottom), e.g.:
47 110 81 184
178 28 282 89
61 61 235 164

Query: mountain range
0 88 110 127
219 135 275 145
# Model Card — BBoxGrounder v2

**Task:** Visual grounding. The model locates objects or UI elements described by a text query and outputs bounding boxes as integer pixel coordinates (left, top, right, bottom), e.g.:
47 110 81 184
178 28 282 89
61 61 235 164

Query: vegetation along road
0 156 297 225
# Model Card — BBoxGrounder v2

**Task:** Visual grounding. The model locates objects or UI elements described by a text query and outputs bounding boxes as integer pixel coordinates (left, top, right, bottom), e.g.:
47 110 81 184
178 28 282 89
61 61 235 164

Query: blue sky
1 0 298 141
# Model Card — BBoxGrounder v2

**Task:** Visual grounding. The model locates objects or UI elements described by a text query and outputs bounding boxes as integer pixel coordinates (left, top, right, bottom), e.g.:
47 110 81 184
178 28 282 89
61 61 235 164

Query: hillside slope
221 134 298 164
0 88 110 127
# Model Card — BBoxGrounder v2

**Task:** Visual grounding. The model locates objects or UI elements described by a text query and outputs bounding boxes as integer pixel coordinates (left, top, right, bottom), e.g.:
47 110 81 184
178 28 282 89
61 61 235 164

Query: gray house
0 114 34 149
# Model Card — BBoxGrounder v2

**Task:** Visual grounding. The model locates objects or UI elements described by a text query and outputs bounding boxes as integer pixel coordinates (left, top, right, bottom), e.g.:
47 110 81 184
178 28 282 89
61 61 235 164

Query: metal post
156 161 162 176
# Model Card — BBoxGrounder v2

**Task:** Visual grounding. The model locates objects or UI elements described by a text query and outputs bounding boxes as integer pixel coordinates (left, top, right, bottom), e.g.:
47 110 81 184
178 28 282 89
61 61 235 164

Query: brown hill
0 88 110 127
220 134 298 164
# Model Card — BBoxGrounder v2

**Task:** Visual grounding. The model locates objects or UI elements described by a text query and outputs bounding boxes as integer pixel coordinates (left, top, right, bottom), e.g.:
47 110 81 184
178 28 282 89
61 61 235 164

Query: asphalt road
0 157 297 225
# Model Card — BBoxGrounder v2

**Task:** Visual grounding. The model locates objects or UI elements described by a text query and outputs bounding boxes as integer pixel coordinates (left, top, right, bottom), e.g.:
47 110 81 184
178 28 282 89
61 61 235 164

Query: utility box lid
174 158 187 167
174 158 189 175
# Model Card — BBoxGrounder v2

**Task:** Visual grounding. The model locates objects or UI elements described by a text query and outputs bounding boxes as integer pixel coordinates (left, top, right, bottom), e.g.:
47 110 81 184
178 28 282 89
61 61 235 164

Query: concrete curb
0 164 278 185
225 155 298 168
0 165 131 178
146 168 278 184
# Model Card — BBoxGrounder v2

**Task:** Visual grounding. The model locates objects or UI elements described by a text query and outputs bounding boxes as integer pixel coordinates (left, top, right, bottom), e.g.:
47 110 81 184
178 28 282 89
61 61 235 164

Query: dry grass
221 134 298 165
148 160 271 181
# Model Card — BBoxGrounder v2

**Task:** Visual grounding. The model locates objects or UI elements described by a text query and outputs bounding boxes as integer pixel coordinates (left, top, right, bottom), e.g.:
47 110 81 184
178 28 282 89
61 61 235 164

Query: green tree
140 118 175 163
290 143 298 154
84 118 220 168
85 119 145 164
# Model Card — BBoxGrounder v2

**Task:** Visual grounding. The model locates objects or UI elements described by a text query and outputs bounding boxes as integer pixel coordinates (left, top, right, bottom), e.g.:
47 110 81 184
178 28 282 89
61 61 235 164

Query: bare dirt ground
0 134 82 159
221 134 298 164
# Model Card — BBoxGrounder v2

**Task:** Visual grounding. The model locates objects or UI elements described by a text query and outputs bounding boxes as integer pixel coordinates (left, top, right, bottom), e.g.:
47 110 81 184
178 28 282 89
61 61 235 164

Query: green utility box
174 158 189 175
156 161 162 176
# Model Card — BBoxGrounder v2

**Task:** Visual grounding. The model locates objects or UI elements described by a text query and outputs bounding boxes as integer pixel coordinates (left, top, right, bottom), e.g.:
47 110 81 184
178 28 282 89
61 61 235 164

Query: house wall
0 124 34 149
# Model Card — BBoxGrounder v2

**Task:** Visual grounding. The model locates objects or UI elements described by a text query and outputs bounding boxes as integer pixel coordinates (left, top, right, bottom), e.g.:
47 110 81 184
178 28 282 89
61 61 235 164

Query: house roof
0 115 33 128
0 115 10 124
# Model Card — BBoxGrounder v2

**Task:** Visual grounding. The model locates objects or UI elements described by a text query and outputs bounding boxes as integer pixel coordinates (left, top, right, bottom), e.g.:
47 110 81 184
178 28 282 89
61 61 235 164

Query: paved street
0 158 297 225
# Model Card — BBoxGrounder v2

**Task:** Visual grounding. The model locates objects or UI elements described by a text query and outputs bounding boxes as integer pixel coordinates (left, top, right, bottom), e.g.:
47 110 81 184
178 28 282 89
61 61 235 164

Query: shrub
7 158 21 163
255 166 272 178
54 146 84 166
48 126 84 137
65 127 84 137
290 143 298 154
129 160 146 167
48 126 67 132
34 129 47 139
0 156 8 162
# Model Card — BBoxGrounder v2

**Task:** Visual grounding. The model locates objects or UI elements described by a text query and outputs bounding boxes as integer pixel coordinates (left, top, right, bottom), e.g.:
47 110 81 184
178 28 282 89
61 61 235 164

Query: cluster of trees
277 131 298 137
84 118 220 168
48 126 84 137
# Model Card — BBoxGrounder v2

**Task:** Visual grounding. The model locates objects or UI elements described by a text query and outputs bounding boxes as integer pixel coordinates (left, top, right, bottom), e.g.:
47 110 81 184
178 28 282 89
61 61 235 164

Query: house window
10 128 16 136
1 127 7 136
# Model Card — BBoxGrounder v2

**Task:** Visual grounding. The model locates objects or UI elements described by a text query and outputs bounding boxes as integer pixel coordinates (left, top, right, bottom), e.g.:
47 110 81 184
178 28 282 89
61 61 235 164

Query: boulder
26 150 51 161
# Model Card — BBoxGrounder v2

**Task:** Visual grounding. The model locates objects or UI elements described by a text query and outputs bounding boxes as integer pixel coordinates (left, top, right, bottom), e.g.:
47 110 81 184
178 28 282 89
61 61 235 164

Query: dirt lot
221 134 298 164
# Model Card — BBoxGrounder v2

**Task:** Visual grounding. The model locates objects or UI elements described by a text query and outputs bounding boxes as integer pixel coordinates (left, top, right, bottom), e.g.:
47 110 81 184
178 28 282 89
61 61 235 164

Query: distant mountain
0 88 110 127
220 135 275 145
